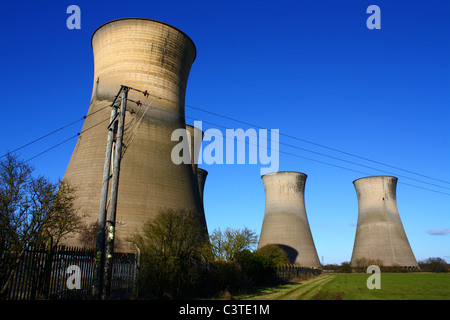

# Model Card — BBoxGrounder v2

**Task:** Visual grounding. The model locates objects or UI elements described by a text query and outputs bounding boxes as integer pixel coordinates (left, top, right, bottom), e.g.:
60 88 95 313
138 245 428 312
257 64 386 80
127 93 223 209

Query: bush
339 261 353 273
133 220 319 299
418 257 448 273
199 248 288 297
206 260 244 296
352 257 383 273
256 244 288 267
235 250 279 288
131 209 210 299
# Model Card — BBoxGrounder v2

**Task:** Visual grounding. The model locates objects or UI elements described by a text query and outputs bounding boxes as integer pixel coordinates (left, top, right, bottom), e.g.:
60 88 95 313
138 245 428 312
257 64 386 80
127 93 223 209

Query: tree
130 208 210 298
235 249 279 287
256 244 288 267
339 261 353 273
209 227 258 262
42 179 84 246
78 220 122 249
78 220 98 248
419 257 448 272
0 153 83 297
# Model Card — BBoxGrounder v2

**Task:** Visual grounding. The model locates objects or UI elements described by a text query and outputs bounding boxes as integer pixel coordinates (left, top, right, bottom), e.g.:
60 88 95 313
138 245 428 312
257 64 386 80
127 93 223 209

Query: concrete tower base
350 176 418 268
258 171 321 268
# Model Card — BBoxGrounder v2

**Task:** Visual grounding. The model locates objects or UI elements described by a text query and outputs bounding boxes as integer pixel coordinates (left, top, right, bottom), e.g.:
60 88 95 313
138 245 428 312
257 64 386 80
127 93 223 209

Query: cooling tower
350 176 418 267
62 18 206 249
197 168 208 206
186 124 203 177
258 171 321 267
185 124 207 231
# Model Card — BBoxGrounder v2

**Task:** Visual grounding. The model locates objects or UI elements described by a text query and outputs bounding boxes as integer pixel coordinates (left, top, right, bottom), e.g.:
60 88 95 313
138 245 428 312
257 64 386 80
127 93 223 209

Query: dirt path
242 274 335 300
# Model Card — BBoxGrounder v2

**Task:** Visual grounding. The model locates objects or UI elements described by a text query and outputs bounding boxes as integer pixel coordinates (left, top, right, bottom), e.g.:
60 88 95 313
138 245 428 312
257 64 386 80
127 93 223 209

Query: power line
125 92 449 195
183 115 450 196
1 104 111 159
122 96 161 156
118 92 449 195
4 88 448 197
185 104 450 186
396 182 450 196
25 135 79 163
24 116 111 162
17 95 143 163
1 117 83 159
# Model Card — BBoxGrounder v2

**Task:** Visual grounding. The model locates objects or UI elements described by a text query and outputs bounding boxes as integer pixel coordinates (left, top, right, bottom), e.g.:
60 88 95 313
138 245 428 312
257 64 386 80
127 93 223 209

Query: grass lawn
311 273 450 300
238 273 450 300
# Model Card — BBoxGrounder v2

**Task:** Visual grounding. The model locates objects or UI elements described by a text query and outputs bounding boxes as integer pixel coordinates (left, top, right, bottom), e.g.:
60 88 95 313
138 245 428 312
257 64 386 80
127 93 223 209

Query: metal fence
0 246 137 300
276 264 322 282
1 247 323 300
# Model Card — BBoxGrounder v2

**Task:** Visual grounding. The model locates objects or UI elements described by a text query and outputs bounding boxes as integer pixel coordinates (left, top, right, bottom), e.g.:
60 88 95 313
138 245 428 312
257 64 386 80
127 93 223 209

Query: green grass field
240 273 450 300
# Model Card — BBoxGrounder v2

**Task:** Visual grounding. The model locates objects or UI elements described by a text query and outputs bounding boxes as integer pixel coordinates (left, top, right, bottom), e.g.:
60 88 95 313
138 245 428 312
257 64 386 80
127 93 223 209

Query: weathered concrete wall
62 18 205 250
258 171 321 267
196 167 208 231
197 168 208 207
186 124 203 177
350 176 418 267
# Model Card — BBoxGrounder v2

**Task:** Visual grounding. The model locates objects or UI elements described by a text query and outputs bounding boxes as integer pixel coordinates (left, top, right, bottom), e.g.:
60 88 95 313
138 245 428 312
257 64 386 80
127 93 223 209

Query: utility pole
103 86 129 299
92 86 127 299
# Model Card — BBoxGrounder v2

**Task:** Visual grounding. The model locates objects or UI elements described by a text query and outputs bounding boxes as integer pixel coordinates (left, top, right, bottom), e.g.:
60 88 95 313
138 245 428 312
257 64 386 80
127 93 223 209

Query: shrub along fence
275 264 322 282
0 246 137 300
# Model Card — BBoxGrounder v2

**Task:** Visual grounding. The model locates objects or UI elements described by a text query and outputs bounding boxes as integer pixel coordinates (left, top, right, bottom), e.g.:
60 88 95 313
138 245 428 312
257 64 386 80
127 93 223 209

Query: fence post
42 235 54 299
134 244 141 299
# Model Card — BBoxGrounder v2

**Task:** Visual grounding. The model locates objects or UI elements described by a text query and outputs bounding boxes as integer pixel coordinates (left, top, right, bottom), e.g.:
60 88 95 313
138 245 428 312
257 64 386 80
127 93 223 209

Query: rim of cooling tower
91 17 197 60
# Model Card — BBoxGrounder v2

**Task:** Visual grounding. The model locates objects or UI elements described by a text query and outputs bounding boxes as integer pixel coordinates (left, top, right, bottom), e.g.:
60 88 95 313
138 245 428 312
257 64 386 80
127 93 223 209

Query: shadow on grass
233 281 304 300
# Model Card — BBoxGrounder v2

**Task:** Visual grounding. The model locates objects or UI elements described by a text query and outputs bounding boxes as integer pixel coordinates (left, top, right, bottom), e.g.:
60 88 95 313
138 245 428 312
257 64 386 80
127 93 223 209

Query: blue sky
0 0 449 264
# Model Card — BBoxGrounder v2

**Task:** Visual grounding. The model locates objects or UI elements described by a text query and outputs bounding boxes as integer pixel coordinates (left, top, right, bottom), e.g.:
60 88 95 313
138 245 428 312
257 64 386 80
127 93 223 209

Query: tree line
130 208 290 299
323 257 449 273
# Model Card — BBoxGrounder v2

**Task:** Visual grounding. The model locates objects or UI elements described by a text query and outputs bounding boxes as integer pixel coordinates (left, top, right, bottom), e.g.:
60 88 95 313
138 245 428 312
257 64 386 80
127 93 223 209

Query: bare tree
209 227 258 262
78 220 98 248
78 220 122 250
0 153 83 297
43 179 84 246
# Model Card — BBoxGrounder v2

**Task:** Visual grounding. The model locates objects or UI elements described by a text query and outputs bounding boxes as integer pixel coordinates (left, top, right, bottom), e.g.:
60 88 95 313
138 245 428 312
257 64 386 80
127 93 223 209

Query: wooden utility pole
92 85 128 299
103 86 129 299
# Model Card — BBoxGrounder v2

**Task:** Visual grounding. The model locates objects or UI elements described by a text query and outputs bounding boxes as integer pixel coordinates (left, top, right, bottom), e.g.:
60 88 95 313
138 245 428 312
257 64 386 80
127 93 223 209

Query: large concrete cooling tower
197 168 208 208
258 171 321 267
350 176 418 267
186 124 203 178
186 124 207 230
62 18 205 249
